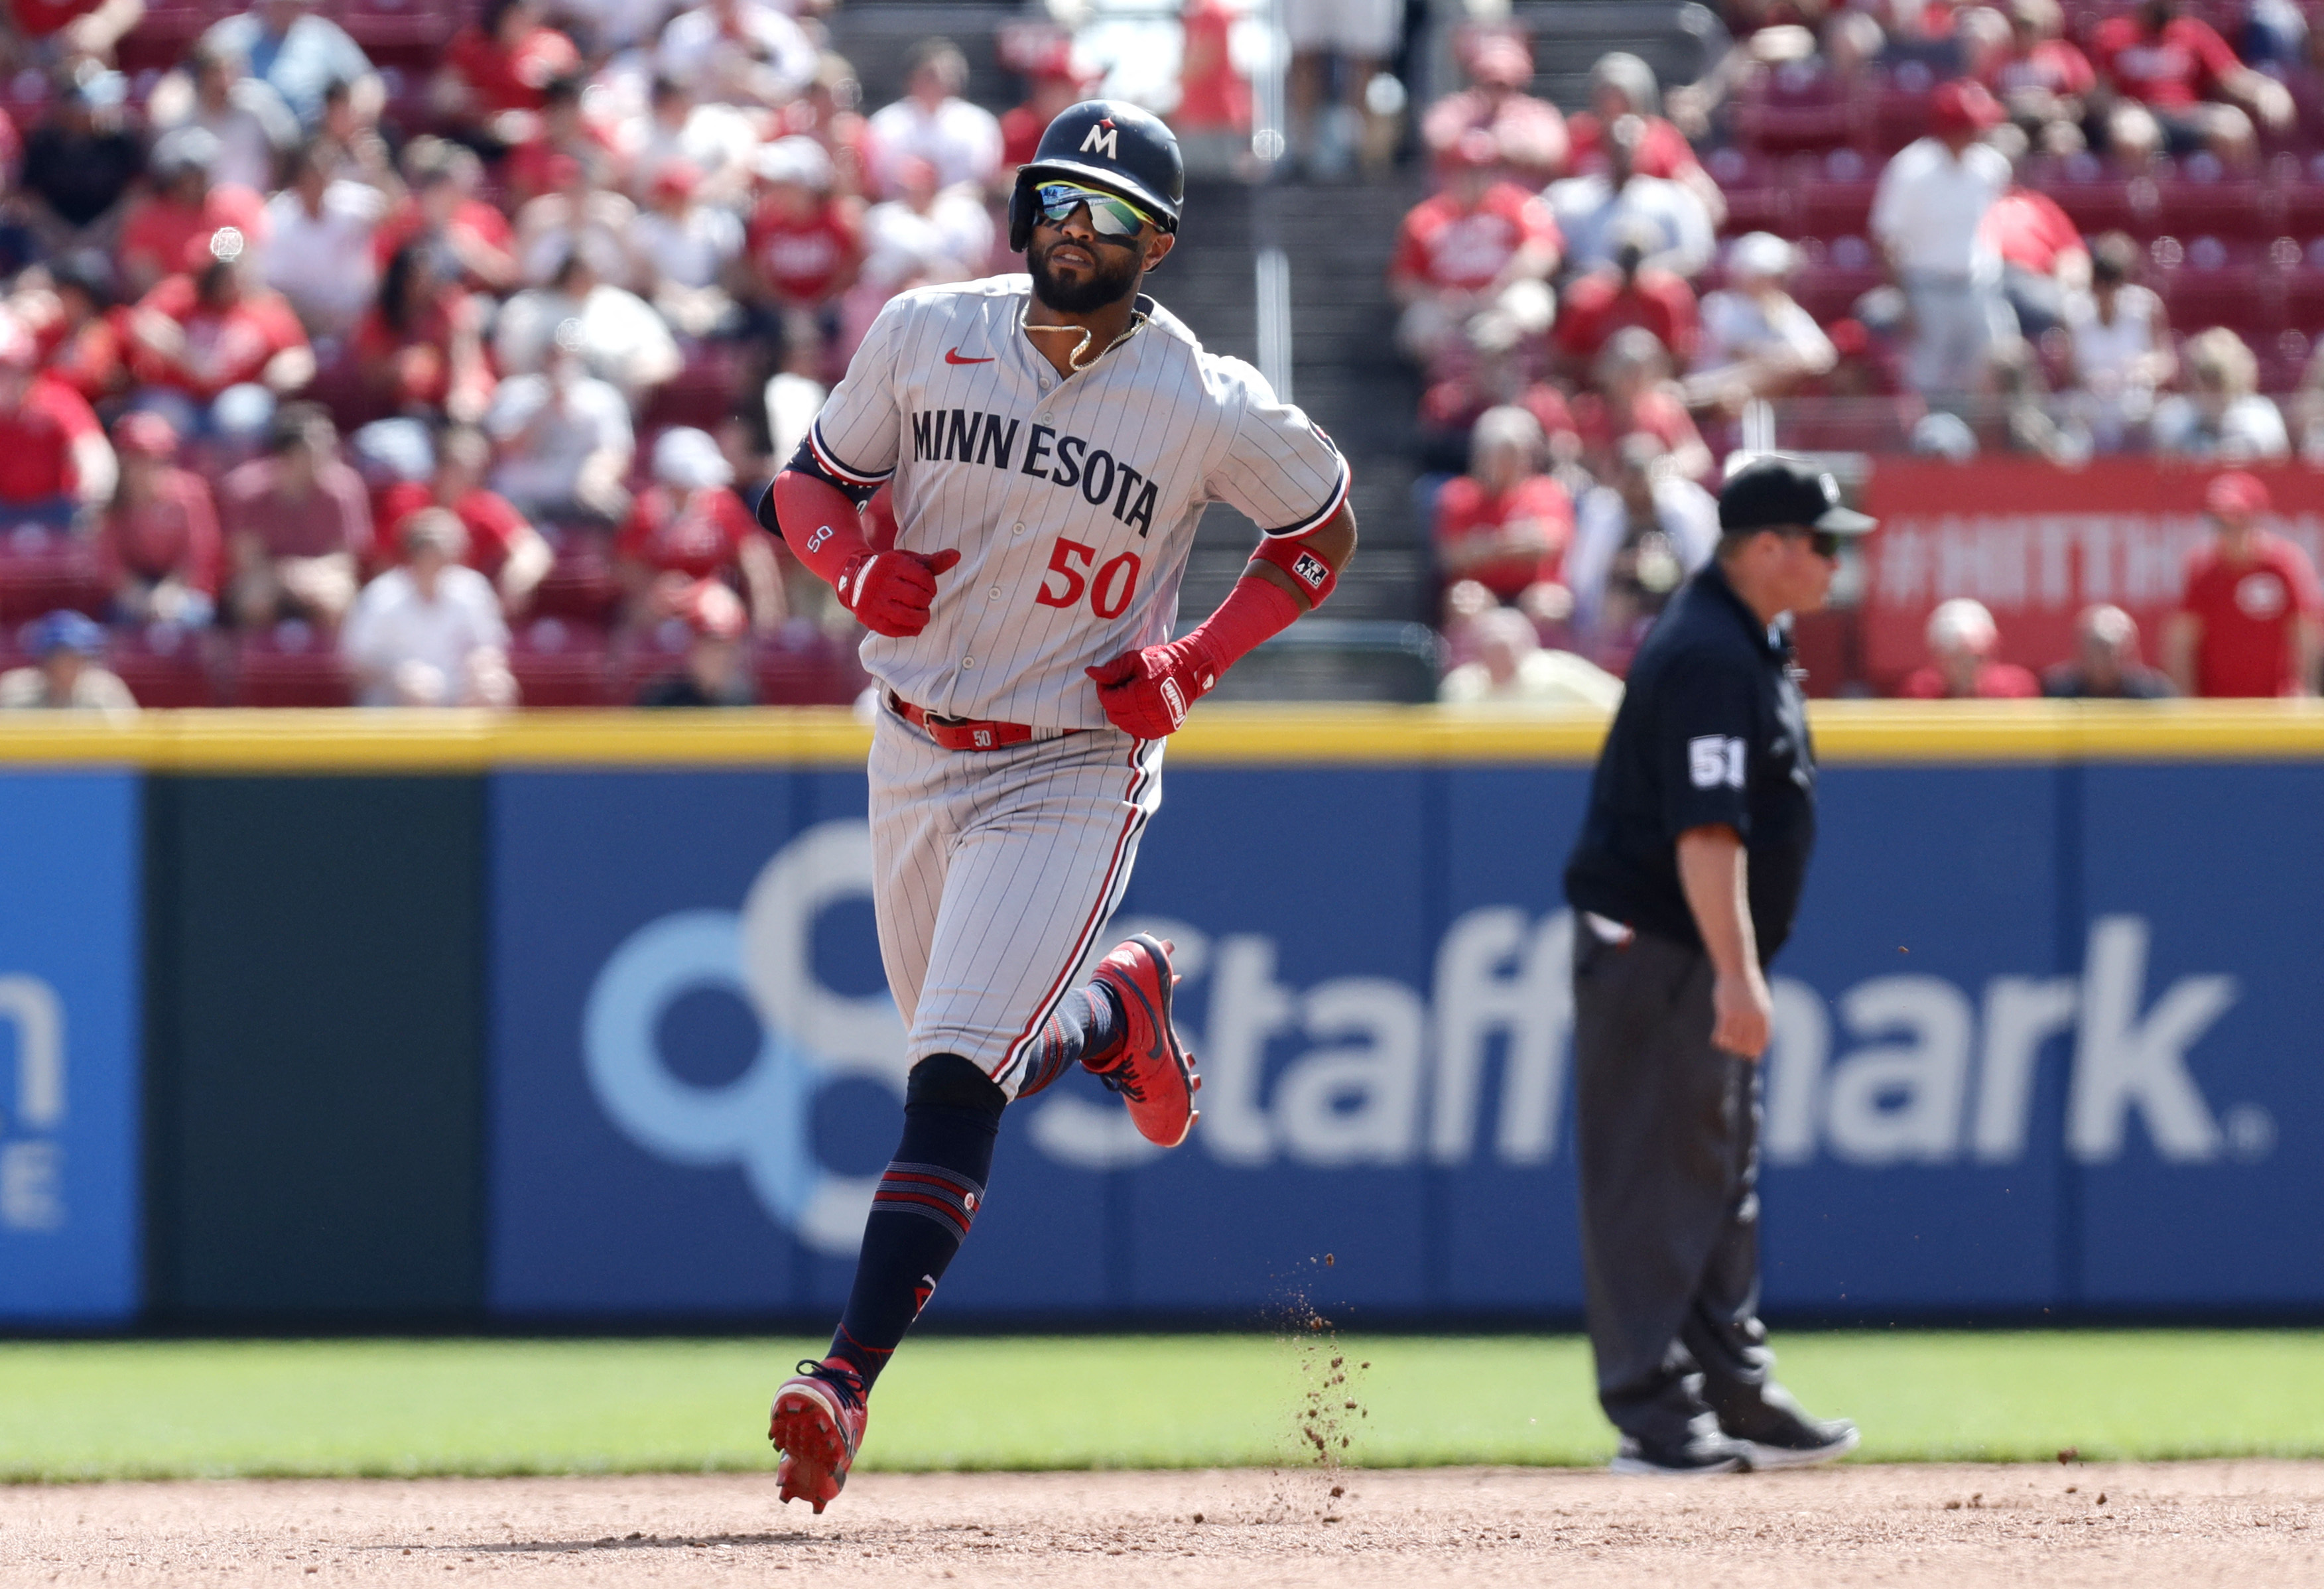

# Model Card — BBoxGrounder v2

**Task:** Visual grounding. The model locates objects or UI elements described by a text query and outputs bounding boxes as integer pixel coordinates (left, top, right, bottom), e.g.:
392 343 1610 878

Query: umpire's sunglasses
1783 527 1844 561
1031 181 1153 240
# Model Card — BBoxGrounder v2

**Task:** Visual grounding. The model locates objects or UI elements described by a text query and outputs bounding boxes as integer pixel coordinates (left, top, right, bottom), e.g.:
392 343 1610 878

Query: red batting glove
836 548 962 637
1085 633 1225 739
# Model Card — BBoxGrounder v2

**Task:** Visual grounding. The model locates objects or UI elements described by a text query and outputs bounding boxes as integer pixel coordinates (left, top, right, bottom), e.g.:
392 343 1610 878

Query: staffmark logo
1292 551 1329 589
1080 122 1118 159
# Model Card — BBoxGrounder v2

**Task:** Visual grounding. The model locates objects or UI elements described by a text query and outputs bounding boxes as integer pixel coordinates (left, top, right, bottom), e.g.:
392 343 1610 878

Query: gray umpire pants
1573 923 1780 1446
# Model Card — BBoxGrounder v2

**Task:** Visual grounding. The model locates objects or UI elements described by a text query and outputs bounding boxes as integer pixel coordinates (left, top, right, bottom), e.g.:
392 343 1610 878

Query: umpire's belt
888 691 1074 752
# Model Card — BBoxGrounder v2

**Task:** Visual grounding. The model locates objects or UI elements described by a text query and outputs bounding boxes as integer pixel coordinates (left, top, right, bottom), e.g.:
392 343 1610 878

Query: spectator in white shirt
629 161 743 336
656 0 818 109
858 155 996 294
343 508 516 706
1683 231 1838 413
2062 230 2173 452
146 39 300 194
1871 78 2016 401
1566 433 1720 663
618 76 759 210
866 38 1003 198
485 332 635 522
2151 327 2291 463
495 247 681 402
263 141 386 338
1545 115 1714 280
1438 605 1623 708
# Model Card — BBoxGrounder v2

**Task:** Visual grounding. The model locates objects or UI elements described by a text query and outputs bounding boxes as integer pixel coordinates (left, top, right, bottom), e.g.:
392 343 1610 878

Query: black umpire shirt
1563 557 1817 962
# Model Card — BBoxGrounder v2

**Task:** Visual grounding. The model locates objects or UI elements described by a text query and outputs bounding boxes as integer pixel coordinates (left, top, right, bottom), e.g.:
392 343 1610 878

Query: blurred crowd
1 0 2321 711
0 0 1211 709
1405 1 2324 702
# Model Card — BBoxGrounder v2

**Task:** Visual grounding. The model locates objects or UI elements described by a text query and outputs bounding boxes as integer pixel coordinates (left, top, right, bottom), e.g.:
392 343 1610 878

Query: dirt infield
4 1462 2319 1588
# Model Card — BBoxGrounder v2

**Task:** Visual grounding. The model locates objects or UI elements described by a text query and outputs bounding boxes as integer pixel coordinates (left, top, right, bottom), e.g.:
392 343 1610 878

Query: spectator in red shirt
1421 30 1569 186
0 309 112 525
1988 0 2095 150
373 138 521 295
18 249 128 406
1571 326 1713 483
1433 404 1573 611
117 127 271 300
7 0 141 58
1554 223 1700 376
432 0 582 153
375 424 552 615
2093 0 2291 165
1173 0 1252 177
1982 146 2087 337
744 135 864 367
99 411 221 628
1564 52 1726 231
1389 130 1561 369
127 233 315 440
220 401 370 629
1898 597 2043 698
355 241 495 424
2165 470 2324 696
503 76 625 206
1000 42 1096 178
615 426 784 631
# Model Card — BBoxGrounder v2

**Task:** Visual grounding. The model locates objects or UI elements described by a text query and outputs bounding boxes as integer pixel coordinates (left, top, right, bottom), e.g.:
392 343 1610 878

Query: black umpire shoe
1733 1411 1860 1471
1610 1414 1751 1476
1718 1383 1861 1471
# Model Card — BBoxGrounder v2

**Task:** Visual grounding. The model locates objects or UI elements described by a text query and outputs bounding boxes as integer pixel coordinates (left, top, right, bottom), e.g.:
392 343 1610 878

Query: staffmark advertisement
486 761 2322 1322
0 773 142 1325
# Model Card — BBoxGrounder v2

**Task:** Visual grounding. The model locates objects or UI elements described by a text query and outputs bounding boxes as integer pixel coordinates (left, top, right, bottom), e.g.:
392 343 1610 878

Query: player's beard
1027 235 1143 314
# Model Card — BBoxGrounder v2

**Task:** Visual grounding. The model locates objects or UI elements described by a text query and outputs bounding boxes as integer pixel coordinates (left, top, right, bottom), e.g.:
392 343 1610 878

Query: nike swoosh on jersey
944 348 994 365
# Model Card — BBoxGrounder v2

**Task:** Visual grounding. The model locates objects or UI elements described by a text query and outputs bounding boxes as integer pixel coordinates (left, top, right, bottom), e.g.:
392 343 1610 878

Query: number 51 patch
1689 735 1746 790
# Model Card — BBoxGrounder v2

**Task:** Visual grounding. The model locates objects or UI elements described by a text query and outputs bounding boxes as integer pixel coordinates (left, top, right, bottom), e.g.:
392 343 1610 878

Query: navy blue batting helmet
1007 99 1184 253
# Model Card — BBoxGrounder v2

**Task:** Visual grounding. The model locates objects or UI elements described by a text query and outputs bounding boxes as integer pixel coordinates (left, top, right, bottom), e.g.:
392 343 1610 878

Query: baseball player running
756 99 1358 1513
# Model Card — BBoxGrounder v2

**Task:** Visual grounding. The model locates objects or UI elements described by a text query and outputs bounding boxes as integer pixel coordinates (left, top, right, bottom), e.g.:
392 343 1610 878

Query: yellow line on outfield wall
0 700 2319 770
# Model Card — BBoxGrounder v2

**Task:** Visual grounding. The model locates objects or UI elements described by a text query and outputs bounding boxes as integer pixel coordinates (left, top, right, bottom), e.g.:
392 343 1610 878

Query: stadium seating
232 623 354 707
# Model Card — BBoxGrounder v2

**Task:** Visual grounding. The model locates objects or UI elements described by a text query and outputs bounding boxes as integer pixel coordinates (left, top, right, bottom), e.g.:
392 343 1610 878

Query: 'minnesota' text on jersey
805 275 1350 731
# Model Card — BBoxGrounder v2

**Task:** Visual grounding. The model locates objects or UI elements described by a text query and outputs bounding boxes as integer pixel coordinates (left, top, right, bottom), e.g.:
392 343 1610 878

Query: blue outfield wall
486 757 2324 1324
0 773 142 1325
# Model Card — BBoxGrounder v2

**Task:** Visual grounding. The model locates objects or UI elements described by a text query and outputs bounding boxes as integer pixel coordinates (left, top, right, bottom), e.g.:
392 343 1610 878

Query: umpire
1563 456 1870 1476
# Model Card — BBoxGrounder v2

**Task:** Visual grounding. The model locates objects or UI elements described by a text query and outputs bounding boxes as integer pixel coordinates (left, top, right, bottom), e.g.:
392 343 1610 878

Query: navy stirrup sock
1015 982 1128 1100
828 1055 1007 1388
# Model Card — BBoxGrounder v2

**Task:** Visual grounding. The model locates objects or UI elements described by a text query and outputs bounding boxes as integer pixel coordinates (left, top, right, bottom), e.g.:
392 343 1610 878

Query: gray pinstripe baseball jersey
808 273 1350 732
807 273 1348 1095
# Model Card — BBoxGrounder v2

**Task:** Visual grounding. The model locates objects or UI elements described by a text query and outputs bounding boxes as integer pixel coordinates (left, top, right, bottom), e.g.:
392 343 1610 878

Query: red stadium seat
641 344 743 432
2150 237 2282 336
2149 156 2270 239
109 626 220 708
530 540 621 625
1792 150 1880 242
0 524 109 623
507 617 612 706
1705 148 1787 236
233 624 354 706
1789 235 1882 322
2033 155 2154 237
754 625 867 706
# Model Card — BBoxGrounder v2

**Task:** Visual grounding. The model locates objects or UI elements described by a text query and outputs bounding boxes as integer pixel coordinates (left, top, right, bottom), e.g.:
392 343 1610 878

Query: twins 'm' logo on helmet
1080 120 1119 159
1291 552 1329 590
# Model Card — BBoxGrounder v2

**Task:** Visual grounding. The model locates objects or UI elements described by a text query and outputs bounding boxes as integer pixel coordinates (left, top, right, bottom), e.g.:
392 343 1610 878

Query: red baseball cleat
1084 933 1202 1148
769 1358 870 1513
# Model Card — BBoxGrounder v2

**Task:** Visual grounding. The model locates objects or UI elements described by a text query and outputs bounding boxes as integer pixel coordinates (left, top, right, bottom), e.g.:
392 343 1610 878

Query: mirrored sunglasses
1032 182 1151 239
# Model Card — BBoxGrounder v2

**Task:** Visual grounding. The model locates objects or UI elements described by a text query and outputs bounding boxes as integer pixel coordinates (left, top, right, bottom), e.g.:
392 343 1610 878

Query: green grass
3 1332 2323 1481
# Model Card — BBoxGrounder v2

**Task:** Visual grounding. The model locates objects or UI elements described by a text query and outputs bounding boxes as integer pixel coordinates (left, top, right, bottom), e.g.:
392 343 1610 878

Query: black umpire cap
1008 99 1184 251
1718 455 1878 537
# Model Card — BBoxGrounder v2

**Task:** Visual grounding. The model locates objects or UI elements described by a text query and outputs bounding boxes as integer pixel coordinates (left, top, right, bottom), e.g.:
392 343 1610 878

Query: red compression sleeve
1183 574 1304 676
770 468 873 589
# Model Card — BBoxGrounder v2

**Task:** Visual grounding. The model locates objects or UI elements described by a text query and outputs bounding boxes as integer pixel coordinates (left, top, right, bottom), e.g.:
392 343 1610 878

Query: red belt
888 691 1066 751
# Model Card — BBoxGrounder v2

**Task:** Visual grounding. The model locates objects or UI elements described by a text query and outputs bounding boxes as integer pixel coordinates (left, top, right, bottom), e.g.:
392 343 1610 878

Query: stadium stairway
1161 176 1439 701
